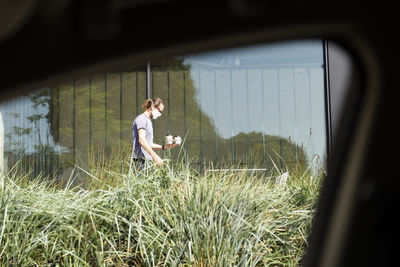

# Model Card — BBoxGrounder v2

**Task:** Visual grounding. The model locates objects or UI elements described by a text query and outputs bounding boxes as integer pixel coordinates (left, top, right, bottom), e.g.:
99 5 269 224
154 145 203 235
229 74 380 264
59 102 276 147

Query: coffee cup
174 135 182 145
165 135 173 145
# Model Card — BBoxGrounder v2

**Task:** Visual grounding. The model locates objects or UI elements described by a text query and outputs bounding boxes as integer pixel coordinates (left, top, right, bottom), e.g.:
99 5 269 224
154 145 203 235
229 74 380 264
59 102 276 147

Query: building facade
0 39 339 176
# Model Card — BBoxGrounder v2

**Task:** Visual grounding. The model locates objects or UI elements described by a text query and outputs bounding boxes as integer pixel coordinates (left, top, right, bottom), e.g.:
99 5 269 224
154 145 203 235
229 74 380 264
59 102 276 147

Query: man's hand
164 143 180 149
153 154 164 166
138 129 164 167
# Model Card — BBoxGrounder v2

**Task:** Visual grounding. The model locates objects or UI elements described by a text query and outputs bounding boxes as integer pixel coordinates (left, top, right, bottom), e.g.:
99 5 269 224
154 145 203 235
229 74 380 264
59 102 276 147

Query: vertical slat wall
169 71 185 161
152 65 325 169
0 71 146 176
74 78 90 168
0 64 326 174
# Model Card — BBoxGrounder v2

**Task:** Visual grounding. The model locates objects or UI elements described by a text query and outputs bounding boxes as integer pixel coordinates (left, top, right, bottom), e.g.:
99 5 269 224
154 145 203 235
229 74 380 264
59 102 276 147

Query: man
131 97 179 169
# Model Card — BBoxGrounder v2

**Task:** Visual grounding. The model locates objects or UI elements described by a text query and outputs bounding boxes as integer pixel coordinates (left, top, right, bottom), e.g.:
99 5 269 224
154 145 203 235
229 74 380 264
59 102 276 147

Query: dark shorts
132 157 146 171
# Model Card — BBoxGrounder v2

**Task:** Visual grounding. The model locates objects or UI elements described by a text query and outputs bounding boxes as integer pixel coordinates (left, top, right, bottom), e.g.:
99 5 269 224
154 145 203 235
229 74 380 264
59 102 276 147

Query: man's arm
151 143 180 151
151 143 163 151
138 129 163 166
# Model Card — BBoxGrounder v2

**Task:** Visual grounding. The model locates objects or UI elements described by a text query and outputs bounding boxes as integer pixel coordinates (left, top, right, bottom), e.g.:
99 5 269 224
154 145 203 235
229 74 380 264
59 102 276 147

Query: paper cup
165 135 173 145
174 136 182 145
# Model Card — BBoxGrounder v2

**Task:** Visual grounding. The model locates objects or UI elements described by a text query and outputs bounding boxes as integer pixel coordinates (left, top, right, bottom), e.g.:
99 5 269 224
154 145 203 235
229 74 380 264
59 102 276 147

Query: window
152 40 326 170
0 39 327 176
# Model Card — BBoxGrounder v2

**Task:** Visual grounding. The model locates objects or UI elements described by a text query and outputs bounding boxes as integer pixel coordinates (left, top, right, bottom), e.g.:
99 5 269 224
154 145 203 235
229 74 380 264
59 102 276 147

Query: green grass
0 157 324 266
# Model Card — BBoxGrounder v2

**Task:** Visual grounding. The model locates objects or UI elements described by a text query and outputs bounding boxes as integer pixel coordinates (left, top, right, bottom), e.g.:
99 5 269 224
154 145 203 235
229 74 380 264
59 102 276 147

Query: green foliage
0 157 324 266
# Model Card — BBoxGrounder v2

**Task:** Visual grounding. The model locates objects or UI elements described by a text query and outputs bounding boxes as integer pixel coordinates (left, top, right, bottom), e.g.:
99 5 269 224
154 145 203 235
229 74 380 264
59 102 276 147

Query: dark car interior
1 0 398 266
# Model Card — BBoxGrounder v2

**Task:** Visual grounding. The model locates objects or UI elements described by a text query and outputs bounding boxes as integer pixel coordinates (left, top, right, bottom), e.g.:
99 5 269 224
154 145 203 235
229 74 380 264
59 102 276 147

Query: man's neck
144 110 152 119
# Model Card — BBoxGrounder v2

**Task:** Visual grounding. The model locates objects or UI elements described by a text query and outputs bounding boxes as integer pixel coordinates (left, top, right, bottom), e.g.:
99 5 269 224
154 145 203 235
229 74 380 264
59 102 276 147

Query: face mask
151 108 162 120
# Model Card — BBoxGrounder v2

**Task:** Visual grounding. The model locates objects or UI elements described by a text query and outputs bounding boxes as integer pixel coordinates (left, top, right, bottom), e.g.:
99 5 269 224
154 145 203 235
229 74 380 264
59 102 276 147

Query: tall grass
0 157 324 266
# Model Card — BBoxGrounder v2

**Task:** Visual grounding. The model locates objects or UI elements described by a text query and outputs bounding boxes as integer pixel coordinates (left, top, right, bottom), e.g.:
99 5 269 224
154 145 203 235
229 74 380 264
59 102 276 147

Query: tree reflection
4 61 315 177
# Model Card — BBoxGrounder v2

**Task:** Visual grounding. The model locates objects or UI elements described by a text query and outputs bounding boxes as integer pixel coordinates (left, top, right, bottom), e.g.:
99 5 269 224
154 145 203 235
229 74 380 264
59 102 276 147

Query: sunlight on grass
0 153 324 266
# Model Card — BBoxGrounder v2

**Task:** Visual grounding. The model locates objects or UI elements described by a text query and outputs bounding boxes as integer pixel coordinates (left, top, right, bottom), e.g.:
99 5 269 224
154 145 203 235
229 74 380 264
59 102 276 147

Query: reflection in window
0 40 326 176
152 40 326 170
0 69 147 177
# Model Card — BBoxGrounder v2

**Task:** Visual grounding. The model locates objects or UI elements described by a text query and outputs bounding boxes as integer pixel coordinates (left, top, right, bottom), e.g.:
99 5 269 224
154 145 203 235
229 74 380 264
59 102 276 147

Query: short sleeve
135 115 147 131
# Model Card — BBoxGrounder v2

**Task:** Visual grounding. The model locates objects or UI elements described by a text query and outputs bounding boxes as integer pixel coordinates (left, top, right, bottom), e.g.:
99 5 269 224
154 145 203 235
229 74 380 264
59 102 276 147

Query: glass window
152 40 326 170
0 67 147 177
0 40 326 176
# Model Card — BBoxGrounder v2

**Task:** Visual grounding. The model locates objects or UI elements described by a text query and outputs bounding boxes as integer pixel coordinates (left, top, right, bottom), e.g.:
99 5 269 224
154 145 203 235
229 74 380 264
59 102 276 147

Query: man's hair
142 97 163 110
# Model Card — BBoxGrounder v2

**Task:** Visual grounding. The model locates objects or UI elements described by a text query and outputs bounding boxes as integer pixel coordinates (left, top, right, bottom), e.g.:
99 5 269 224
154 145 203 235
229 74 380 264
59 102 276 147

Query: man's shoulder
135 113 144 119
134 113 150 124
